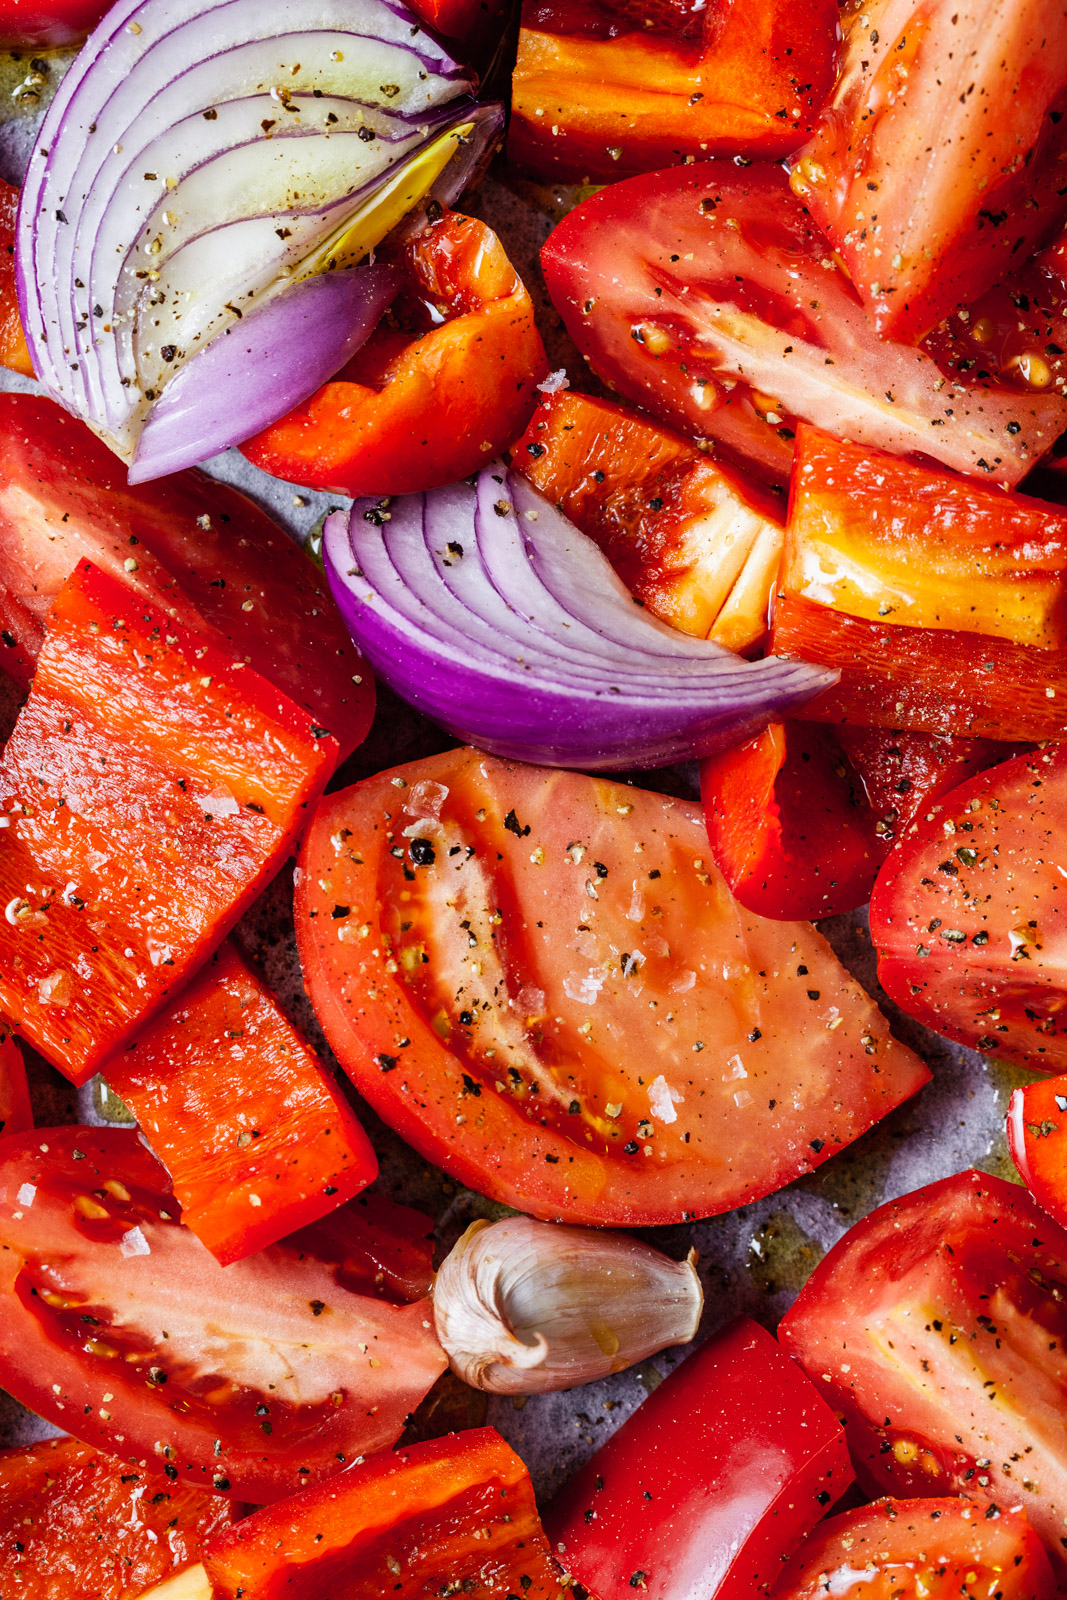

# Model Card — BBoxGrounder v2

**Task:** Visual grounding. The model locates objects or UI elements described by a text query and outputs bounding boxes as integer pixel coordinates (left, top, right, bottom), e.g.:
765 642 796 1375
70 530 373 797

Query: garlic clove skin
432 1216 703 1394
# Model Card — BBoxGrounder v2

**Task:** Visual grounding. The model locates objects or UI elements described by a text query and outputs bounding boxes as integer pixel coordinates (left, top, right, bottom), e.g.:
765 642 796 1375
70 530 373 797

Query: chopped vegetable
1008 1074 1067 1232
0 181 31 378
0 1030 31 1141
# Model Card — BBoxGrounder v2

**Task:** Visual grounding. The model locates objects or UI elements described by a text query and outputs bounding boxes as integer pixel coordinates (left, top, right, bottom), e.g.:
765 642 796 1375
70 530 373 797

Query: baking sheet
0 47 1025 1503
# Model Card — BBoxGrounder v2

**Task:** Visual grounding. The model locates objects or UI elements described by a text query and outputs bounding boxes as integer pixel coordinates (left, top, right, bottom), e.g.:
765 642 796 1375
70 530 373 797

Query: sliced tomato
0 1126 447 1504
286 1188 435 1305
103 940 377 1265
0 0 112 45
920 259 1067 409
203 1427 560 1598
789 0 1067 343
700 721 882 920
549 1317 853 1599
511 390 784 652
0 1029 31 1141
0 1435 237 1600
768 1496 1056 1600
0 394 373 757
243 209 548 498
296 748 928 1227
0 179 31 378
779 1170 1067 1580
509 0 839 183
835 728 1020 851
540 165 1067 488
1008 1075 1067 1237
0 560 336 1086
870 745 1067 1069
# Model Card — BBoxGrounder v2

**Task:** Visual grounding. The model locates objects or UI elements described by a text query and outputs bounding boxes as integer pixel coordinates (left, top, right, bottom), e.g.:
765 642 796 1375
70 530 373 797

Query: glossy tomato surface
1008 1074 1067 1232
0 1127 446 1504
871 745 1067 1069
549 1318 853 1600
296 748 928 1226
779 1169 1067 1576
541 164 1067 488
0 0 111 45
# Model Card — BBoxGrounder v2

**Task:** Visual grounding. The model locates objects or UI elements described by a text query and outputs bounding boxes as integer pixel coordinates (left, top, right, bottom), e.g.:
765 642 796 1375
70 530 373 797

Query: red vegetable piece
0 180 31 378
509 0 839 182
0 1028 31 1140
549 1317 854 1600
103 941 377 1264
0 1126 447 1504
0 393 374 756
1008 1074 1067 1234
779 1169 1067 1581
767 1496 1056 1600
0 0 112 46
0 1435 238 1600
407 0 504 42
243 210 548 498
870 744 1067 1069
541 165 1067 489
835 727 1018 853
203 1427 561 1598
700 721 882 920
789 0 1067 343
0 560 336 1086
286 1188 435 1305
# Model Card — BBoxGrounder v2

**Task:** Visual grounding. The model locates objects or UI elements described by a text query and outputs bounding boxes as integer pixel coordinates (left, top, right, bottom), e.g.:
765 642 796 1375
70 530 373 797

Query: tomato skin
0 393 373 758
104 941 378 1265
0 1126 447 1504
0 180 31 377
243 211 548 497
549 1318 853 1600
1008 1076 1067 1235
700 722 882 920
204 1428 560 1599
541 165 1066 489
767 1496 1056 1600
0 1436 237 1600
0 560 337 1085
789 0 1067 343
0 1030 31 1141
835 728 1019 853
870 745 1067 1069
509 0 839 182
0 0 111 45
780 1169 1067 1578
296 747 928 1227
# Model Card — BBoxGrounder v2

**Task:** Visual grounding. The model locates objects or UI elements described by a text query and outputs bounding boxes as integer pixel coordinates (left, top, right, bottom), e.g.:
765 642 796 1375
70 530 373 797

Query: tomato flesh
549 1317 853 1600
297 748 928 1227
1008 1074 1067 1237
0 560 336 1084
768 1496 1056 1600
103 940 378 1264
870 745 1067 1069
836 728 1020 852
204 1427 561 1599
780 1169 1067 1578
0 394 373 757
0 1029 31 1141
0 1126 446 1504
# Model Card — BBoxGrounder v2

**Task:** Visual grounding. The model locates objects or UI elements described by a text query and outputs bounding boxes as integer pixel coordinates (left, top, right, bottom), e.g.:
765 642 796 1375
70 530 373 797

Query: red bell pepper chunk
406 0 504 43
0 560 336 1086
548 1317 853 1600
1009 1074 1067 1230
0 393 373 760
700 721 883 920
0 1028 31 1140
835 728 1022 853
0 1435 237 1600
203 1427 563 1599
243 210 548 498
103 940 377 1264
0 181 31 378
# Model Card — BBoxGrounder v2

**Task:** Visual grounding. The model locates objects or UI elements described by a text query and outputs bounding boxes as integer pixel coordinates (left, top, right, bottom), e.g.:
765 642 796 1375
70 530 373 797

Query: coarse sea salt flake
120 1226 151 1257
16 1183 35 1208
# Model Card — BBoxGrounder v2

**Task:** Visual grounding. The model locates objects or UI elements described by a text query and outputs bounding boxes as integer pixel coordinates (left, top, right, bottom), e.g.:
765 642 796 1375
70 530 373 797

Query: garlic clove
432 1216 703 1394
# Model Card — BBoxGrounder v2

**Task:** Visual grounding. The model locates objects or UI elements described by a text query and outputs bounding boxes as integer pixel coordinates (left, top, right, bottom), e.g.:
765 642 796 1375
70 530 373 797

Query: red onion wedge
16 0 501 477
323 465 837 770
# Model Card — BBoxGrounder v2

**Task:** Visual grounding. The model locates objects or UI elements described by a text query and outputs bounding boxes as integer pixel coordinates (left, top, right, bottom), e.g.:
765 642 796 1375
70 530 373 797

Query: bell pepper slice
0 1028 31 1139
0 179 31 377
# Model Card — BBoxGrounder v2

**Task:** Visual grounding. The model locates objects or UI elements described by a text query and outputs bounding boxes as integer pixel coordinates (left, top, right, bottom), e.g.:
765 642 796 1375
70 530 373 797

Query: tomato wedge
243 210 548 498
768 1496 1056 1600
835 728 1019 851
203 1428 561 1599
0 1126 447 1504
789 0 1067 343
511 390 784 652
0 560 336 1085
0 1029 31 1141
509 0 839 182
0 1435 237 1600
779 1169 1067 1581
549 1317 853 1600
103 940 377 1264
870 745 1067 1069
0 394 373 757
700 721 882 920
296 748 928 1227
0 180 31 378
541 164 1067 489
1008 1075 1067 1236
